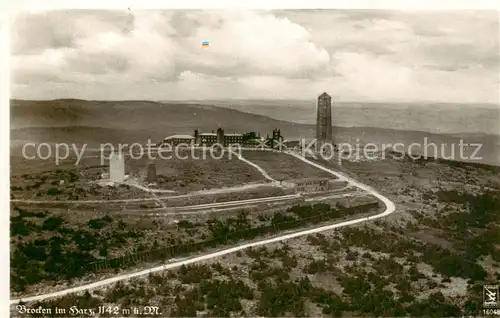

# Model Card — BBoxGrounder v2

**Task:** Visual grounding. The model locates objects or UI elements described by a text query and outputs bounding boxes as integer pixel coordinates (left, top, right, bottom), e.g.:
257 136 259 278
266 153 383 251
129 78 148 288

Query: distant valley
9 99 500 166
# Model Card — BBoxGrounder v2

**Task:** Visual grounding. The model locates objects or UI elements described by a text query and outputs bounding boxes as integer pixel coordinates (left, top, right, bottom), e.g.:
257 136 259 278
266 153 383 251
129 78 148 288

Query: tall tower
216 127 225 145
272 128 281 141
194 129 201 145
272 128 283 150
316 92 332 143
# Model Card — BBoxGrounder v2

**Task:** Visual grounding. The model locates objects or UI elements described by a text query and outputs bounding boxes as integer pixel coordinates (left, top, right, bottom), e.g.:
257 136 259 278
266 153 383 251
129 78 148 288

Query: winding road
10 150 396 304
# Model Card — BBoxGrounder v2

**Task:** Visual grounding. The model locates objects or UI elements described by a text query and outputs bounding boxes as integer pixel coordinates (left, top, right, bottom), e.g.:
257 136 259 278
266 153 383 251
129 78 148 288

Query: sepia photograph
5 3 500 317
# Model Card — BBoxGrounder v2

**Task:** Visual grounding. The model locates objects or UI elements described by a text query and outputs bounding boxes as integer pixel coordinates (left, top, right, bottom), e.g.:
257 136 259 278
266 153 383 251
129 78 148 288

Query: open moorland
10 145 377 299
10 156 147 201
17 152 500 317
9 99 500 316
241 150 335 181
127 149 267 193
10 194 380 297
10 149 268 201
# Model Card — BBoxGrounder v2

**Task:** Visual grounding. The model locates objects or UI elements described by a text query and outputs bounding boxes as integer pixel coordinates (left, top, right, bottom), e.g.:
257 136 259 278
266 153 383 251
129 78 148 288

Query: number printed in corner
483 308 500 316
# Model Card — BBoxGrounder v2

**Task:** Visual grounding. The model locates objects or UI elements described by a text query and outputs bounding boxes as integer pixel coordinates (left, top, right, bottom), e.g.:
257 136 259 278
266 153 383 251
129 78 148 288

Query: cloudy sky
9 9 499 103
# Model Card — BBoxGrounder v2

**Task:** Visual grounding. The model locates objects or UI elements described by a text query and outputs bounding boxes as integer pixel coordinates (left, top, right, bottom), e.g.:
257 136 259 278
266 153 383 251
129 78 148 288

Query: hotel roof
164 134 194 140
200 133 217 136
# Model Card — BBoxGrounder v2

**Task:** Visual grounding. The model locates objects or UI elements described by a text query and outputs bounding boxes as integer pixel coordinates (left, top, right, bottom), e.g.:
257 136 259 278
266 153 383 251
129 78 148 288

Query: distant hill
171 99 500 136
9 99 499 166
10 99 312 138
10 126 156 146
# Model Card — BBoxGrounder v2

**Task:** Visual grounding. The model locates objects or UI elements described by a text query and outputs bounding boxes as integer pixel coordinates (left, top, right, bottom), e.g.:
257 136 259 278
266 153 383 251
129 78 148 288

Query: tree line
86 202 380 273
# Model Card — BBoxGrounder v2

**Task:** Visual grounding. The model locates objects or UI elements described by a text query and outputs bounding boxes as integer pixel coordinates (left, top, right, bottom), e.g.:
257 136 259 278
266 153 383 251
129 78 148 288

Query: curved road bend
11 152 396 304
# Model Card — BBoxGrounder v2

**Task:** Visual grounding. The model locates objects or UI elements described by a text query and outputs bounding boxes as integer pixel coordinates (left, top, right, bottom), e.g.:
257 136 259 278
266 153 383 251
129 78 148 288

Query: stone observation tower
316 92 332 144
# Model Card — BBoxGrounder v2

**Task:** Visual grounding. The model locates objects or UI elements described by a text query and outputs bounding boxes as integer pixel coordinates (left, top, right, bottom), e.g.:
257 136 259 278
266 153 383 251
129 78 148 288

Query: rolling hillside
10 99 311 137
9 99 499 166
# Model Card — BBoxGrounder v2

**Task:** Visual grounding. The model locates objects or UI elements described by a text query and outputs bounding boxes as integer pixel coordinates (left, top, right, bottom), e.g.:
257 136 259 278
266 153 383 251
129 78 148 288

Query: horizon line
8 98 499 105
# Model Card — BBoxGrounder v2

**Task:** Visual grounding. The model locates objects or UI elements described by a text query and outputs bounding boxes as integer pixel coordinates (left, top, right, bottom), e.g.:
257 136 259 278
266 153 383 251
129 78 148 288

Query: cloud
421 42 499 71
11 10 332 85
169 10 333 79
330 51 415 100
9 9 499 103
11 11 136 54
